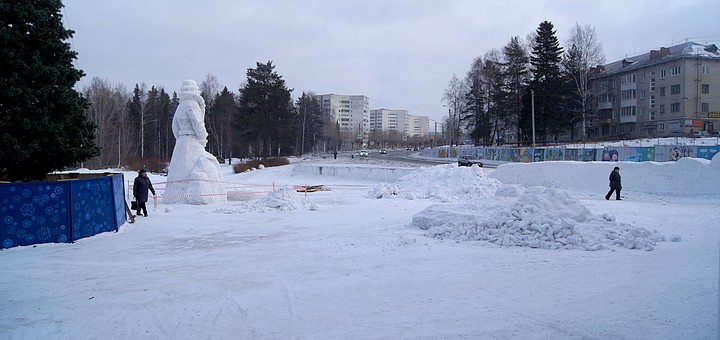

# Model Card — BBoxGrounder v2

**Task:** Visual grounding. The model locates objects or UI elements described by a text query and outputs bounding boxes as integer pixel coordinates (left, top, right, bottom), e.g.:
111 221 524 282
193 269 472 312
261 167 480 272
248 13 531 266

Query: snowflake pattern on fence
1 183 68 249
1 175 125 249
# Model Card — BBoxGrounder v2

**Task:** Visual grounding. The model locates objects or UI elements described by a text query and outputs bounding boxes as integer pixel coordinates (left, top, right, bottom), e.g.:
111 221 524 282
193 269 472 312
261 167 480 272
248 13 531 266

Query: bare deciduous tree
442 74 468 146
83 78 131 168
564 23 605 141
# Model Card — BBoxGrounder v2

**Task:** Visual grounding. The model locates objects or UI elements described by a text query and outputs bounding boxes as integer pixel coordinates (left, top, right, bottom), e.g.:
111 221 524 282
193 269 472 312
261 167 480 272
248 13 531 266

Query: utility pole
531 89 536 148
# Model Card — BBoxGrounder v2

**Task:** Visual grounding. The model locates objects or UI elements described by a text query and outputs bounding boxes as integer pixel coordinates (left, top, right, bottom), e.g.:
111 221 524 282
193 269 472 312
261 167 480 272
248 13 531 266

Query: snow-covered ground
1 155 718 339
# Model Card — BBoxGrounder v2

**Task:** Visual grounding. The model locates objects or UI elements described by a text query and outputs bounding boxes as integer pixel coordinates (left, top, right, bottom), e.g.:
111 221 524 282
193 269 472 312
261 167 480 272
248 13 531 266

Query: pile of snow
214 186 317 214
410 186 676 251
368 164 500 202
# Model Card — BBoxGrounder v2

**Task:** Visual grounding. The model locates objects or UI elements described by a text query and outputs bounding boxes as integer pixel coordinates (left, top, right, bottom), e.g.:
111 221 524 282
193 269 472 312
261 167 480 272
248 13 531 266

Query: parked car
379 149 387 154
405 147 412 151
359 150 369 157
692 130 711 138
457 155 483 167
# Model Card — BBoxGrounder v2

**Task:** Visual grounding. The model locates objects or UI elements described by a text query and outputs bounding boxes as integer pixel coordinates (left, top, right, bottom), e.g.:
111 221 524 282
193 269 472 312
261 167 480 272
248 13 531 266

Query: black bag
131 200 138 210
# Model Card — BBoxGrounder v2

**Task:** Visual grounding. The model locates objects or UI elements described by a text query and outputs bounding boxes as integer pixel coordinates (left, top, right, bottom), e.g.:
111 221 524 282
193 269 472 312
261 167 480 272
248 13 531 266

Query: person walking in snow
605 166 622 200
133 169 156 217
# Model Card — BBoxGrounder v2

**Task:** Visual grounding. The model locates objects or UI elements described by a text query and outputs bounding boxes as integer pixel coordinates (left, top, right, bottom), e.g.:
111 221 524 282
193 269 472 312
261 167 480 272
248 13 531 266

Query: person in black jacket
605 166 622 200
133 169 156 216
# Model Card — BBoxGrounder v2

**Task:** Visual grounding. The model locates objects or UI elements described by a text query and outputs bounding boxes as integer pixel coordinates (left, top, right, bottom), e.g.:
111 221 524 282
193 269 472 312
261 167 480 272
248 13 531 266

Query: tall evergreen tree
502 36 530 144
208 87 236 158
236 61 294 157
463 58 489 146
157 88 173 160
145 86 160 158
126 84 147 157
529 21 565 143
0 0 99 181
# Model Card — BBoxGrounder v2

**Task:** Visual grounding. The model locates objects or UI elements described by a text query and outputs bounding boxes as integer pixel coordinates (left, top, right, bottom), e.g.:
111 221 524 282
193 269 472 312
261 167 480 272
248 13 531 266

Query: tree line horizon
1 0 603 180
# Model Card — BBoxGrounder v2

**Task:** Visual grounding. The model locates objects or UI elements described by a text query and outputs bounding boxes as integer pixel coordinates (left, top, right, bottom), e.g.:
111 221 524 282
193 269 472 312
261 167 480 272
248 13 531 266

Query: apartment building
406 115 429 137
315 94 369 149
589 42 720 139
369 109 429 137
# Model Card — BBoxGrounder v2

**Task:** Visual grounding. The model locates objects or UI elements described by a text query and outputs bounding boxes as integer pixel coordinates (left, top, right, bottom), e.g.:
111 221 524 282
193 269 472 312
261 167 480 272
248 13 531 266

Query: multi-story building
315 94 369 149
589 42 720 139
406 114 429 137
369 109 430 137
369 109 408 134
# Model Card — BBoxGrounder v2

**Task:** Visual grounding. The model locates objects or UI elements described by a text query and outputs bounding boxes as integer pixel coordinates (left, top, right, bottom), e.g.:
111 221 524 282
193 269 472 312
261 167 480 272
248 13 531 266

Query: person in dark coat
133 169 156 217
605 166 622 200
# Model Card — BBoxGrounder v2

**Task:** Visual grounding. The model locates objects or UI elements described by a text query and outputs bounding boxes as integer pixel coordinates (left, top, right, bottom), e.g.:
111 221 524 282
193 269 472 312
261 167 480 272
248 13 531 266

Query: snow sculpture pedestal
164 79 227 204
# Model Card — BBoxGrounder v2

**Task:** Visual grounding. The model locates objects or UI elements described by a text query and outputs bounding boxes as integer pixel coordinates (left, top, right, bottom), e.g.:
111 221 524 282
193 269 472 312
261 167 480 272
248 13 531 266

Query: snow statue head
178 79 205 112
163 79 226 205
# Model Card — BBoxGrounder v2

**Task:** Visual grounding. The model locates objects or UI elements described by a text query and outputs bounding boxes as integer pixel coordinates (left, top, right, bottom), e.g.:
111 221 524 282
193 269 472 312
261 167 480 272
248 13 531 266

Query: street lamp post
531 89 536 148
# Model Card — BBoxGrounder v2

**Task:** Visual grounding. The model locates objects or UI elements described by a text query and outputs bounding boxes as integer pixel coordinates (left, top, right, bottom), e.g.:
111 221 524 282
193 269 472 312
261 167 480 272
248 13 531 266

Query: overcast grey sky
62 0 719 121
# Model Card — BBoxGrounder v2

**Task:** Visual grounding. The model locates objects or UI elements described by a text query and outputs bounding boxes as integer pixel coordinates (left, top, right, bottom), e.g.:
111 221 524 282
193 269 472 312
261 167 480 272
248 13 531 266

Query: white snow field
1 154 718 339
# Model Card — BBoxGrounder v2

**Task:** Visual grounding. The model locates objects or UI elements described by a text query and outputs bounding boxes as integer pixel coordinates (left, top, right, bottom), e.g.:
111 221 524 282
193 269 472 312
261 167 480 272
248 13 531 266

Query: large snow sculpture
164 79 226 204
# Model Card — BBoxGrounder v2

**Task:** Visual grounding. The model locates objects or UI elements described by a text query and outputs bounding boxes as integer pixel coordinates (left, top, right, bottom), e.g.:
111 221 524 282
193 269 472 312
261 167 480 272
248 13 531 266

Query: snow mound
410 186 668 251
368 164 500 202
214 186 317 213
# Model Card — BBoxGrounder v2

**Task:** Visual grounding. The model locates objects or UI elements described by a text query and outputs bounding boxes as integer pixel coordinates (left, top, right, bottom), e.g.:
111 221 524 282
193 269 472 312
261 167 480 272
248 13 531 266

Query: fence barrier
2 174 126 249
422 144 720 163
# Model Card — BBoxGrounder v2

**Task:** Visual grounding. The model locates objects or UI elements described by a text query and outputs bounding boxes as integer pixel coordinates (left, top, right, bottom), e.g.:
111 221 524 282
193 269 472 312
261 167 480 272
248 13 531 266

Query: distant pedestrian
133 169 156 216
605 166 622 200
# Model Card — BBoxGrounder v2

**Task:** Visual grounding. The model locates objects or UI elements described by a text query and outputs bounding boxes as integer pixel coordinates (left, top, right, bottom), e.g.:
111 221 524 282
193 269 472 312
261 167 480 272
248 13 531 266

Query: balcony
620 115 637 123
598 102 612 110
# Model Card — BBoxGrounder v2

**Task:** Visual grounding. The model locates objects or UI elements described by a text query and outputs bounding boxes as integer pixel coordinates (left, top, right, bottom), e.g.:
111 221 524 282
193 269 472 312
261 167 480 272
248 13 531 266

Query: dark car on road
457 155 483 167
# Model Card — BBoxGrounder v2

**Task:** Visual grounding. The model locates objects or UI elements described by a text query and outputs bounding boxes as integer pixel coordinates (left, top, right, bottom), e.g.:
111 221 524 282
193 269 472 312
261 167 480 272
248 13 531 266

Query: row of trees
83 61 334 169
442 21 604 146
1 0 333 180
1 1 604 181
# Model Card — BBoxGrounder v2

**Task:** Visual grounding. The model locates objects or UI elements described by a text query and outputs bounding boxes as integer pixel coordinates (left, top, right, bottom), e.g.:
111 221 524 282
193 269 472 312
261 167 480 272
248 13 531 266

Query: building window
640 90 646 99
702 103 709 112
658 122 665 131
621 74 636 84
671 66 681 76
628 125 635 133
650 77 656 92
659 105 665 114
669 120 680 130
702 84 710 94
671 85 680 95
702 66 709 75
671 103 680 112
621 106 637 116
621 89 636 100
660 87 665 96
650 95 655 108
640 73 646 83
661 69 667 79
650 111 655 121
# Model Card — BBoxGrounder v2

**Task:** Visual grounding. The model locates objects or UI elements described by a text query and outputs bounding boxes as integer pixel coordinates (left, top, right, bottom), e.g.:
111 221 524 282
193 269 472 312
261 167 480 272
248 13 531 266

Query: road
367 149 498 168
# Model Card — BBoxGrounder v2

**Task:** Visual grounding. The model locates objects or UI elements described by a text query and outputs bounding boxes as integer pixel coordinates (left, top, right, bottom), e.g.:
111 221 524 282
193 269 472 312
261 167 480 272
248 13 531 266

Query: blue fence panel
697 145 719 160
111 174 127 230
1 182 71 249
70 177 117 242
